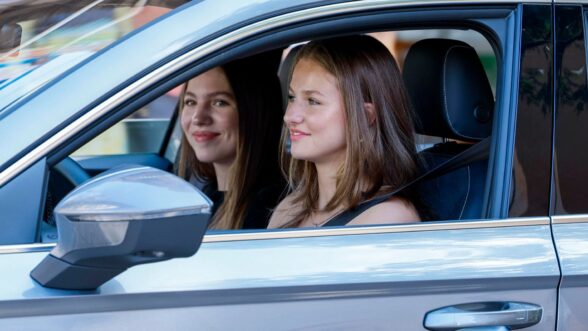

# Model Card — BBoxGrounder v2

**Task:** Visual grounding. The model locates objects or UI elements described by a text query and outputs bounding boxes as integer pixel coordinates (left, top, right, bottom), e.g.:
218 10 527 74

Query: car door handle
424 301 542 330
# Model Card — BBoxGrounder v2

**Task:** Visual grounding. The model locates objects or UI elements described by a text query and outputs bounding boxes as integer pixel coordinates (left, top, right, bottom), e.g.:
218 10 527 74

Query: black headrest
278 45 303 109
403 39 494 142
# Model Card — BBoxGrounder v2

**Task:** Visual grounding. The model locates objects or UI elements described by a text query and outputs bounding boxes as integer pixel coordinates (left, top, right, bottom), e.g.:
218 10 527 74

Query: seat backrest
402 39 495 220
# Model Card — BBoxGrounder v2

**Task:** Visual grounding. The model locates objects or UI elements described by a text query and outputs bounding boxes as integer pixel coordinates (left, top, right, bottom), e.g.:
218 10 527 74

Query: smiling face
284 58 347 165
180 67 238 167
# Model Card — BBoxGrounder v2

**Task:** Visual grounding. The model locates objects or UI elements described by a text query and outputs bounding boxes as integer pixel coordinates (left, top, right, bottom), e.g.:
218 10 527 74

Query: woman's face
284 58 347 165
181 67 239 167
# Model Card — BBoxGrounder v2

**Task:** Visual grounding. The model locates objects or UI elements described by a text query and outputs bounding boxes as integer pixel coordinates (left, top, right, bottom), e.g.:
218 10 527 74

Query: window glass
551 8 588 215
72 86 181 156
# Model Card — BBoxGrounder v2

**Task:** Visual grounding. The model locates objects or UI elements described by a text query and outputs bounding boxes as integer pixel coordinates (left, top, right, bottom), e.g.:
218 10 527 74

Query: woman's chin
194 152 220 164
290 152 316 163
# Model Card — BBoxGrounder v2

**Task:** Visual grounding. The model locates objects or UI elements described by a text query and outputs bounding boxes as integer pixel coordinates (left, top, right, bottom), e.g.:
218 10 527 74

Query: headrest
402 39 494 141
278 45 303 109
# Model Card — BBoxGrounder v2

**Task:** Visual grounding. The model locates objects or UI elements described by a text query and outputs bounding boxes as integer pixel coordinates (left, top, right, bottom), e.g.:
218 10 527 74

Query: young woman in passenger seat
268 35 422 228
177 53 285 230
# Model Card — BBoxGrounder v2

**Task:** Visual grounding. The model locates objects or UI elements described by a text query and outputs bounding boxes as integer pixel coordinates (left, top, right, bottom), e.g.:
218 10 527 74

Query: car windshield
0 0 186 114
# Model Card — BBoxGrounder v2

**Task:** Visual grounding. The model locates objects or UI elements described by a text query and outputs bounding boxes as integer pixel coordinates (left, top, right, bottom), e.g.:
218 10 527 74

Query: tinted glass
552 5 588 214
509 4 553 217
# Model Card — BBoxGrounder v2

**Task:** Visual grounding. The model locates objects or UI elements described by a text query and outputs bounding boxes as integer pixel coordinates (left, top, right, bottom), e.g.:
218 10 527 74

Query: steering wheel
53 157 91 187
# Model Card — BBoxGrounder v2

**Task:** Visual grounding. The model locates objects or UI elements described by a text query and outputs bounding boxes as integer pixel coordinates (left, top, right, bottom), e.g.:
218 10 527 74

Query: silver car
0 0 585 330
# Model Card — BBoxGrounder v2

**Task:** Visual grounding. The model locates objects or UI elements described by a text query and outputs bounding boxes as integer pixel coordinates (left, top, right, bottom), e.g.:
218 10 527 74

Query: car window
72 86 180 156
551 7 588 215
50 27 498 232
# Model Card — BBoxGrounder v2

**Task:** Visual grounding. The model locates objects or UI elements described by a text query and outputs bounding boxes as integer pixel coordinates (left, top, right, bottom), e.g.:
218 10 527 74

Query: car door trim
0 0 544 188
0 243 55 254
206 217 548 242
552 215 588 224
0 217 548 253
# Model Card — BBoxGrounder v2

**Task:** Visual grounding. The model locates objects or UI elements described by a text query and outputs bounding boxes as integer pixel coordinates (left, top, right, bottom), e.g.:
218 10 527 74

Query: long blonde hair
280 35 420 228
177 54 283 229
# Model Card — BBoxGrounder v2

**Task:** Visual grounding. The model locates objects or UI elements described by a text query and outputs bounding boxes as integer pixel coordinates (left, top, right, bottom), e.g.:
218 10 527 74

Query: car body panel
552 219 588 330
0 223 558 329
0 159 46 244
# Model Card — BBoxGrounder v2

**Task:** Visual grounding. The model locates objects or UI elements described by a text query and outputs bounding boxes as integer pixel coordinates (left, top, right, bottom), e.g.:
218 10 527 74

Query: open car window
39 26 499 242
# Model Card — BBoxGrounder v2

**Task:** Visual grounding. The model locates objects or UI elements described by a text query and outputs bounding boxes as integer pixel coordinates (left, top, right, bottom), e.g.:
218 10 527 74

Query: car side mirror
30 165 211 290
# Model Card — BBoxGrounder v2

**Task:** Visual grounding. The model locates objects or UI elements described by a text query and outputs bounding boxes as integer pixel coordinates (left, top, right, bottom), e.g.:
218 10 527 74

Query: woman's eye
287 94 295 103
213 99 229 107
184 99 196 107
308 98 320 105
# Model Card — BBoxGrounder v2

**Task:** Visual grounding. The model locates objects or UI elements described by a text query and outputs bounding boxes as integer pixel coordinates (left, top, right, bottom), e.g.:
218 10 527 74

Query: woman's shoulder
347 196 421 226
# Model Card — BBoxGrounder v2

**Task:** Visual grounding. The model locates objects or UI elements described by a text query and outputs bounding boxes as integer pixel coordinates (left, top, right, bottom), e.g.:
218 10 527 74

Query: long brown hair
280 35 420 227
177 53 283 229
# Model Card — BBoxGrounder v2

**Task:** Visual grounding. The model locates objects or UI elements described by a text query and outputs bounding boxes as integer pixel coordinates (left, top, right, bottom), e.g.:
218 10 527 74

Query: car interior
34 27 498 243
403 38 494 221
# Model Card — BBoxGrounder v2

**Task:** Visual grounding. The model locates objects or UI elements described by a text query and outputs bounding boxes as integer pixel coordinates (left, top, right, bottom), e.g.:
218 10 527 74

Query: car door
0 1 559 330
551 3 588 330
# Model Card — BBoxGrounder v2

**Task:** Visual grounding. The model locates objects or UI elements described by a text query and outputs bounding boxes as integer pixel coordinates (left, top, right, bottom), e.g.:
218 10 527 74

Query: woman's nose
284 102 303 125
192 104 212 126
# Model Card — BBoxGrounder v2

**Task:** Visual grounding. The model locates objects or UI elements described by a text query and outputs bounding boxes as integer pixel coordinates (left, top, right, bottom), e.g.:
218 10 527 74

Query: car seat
278 45 303 109
402 38 495 220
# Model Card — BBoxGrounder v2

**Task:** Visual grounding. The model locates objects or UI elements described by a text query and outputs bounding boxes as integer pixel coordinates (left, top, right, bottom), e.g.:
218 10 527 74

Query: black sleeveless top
202 182 285 229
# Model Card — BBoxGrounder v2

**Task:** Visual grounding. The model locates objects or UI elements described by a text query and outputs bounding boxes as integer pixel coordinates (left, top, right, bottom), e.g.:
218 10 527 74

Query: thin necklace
310 209 343 227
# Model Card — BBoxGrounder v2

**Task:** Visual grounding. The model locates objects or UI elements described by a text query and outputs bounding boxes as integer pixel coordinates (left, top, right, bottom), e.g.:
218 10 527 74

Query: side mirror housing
30 165 211 290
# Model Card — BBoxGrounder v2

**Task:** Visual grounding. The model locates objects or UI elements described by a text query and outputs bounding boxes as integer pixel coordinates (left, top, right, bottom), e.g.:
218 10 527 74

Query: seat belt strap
323 137 491 227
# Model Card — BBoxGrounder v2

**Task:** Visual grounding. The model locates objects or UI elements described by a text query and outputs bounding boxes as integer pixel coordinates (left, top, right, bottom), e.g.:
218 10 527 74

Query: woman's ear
364 102 376 126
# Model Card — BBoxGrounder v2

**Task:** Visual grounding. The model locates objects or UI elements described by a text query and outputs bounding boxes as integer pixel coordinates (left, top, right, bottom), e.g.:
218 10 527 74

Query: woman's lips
289 129 310 142
192 131 220 142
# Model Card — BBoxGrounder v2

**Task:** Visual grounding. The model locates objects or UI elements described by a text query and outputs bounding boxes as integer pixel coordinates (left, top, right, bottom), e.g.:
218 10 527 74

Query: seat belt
323 137 491 227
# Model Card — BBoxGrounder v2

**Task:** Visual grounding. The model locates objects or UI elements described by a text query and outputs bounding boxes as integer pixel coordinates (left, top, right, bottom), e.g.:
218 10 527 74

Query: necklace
309 208 343 227
312 218 328 227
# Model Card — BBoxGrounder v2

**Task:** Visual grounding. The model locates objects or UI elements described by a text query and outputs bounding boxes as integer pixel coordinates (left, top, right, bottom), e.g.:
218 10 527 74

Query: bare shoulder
347 197 421 226
267 194 298 228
